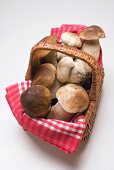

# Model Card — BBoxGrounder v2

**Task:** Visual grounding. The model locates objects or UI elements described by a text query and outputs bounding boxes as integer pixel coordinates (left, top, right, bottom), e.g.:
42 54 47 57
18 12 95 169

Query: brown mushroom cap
79 25 105 40
32 63 56 88
88 25 105 38
20 85 51 118
56 84 89 113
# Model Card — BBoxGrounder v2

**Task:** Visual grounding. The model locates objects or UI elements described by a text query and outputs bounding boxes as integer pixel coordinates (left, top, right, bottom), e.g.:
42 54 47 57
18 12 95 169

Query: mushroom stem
47 102 75 121
81 40 100 61
57 57 74 83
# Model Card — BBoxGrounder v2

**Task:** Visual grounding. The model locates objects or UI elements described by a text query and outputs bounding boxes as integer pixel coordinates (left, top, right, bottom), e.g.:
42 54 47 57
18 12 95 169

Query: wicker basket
25 35 104 142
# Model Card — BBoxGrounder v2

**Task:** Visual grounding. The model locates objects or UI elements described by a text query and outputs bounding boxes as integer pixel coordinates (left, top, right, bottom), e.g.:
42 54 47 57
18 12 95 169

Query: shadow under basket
5 24 104 154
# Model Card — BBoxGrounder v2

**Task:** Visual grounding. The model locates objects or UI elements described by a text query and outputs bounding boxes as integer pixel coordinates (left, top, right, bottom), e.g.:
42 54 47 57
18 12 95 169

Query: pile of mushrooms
20 25 105 122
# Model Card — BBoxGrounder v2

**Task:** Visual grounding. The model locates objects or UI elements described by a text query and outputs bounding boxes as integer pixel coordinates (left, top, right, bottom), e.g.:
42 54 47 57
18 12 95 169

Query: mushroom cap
40 51 57 67
79 25 105 40
32 63 56 88
61 32 82 47
56 84 89 113
88 25 105 38
20 85 51 118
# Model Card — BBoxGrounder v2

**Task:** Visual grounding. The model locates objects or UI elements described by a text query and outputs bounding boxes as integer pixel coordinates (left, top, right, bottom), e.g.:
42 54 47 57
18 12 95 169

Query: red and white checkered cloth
5 24 102 154
5 81 86 154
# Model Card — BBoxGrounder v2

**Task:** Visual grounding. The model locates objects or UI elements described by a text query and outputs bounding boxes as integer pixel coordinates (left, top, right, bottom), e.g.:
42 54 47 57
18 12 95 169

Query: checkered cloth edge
6 81 86 154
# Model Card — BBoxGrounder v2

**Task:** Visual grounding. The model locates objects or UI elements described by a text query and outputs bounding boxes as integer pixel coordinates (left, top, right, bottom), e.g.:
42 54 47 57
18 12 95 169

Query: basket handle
25 36 102 101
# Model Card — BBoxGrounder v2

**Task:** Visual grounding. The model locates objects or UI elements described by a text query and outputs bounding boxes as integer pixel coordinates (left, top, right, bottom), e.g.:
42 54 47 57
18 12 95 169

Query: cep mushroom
56 32 82 61
32 63 56 88
47 84 89 121
79 25 105 60
61 32 82 47
57 56 74 83
68 25 105 87
20 85 51 118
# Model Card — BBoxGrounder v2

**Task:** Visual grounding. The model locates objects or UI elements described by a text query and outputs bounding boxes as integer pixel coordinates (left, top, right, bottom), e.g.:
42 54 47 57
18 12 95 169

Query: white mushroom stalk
47 102 74 121
81 40 100 61
57 56 74 83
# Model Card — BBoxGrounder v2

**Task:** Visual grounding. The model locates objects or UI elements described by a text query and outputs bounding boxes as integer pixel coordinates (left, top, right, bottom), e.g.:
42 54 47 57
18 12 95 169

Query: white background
0 0 114 170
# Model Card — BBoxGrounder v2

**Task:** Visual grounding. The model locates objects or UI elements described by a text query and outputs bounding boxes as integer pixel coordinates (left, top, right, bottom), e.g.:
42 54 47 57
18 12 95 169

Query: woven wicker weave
25 35 104 141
